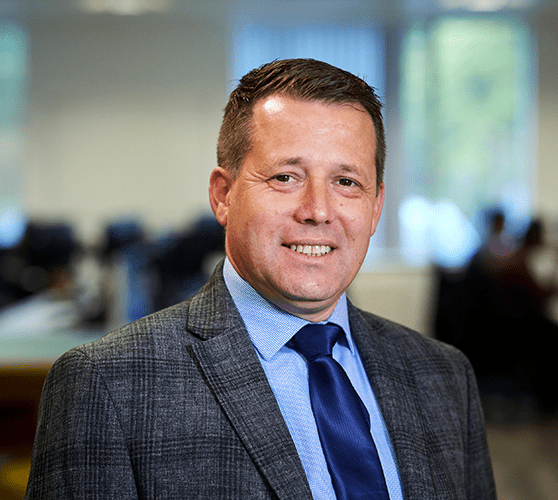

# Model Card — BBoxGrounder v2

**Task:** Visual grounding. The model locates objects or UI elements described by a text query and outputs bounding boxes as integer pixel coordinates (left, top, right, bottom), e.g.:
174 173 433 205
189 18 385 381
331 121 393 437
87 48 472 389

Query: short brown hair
217 58 386 188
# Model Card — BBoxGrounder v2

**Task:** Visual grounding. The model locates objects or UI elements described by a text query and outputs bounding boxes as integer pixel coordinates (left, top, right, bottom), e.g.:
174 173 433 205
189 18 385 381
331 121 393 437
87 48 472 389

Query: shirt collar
223 257 355 361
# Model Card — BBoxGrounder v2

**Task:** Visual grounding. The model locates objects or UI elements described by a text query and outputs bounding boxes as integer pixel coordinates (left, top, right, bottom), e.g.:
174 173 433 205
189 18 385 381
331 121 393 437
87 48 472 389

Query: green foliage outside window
401 17 532 227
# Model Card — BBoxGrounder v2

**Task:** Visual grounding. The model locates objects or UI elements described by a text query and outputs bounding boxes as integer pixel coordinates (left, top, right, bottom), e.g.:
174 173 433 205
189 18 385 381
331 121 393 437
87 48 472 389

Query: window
399 17 535 267
231 24 385 97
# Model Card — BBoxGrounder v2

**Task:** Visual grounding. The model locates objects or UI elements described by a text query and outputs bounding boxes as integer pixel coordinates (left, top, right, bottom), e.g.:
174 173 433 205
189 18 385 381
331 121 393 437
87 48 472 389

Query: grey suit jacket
26 261 496 499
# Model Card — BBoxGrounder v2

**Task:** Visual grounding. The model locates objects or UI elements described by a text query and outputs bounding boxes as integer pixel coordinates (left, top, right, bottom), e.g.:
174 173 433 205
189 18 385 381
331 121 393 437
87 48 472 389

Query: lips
289 244 332 257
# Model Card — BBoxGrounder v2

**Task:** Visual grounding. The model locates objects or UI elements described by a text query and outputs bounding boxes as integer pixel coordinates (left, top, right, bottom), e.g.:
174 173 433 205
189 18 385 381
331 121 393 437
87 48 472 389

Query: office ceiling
2 0 557 22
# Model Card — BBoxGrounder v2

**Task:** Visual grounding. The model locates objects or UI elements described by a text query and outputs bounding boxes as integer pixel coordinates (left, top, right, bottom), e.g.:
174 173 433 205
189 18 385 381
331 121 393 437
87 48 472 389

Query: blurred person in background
436 211 558 418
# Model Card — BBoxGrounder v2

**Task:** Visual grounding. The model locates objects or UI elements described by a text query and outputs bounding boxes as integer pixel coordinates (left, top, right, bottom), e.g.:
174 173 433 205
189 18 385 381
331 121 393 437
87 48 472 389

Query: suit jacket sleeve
460 350 496 499
25 348 139 500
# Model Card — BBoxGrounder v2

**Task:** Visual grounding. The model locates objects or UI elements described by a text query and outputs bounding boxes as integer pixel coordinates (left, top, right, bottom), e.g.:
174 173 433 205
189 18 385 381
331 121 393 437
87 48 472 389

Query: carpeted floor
488 421 558 500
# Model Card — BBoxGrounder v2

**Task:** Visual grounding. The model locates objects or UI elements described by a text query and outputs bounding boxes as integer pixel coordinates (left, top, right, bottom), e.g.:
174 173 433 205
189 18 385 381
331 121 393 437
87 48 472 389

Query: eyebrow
337 164 368 179
264 157 302 171
271 158 360 170
277 157 303 166
338 164 359 173
267 158 366 179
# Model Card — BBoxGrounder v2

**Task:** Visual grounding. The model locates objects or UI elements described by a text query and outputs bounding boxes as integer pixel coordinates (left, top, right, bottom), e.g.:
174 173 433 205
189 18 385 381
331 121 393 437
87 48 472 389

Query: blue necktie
289 323 389 500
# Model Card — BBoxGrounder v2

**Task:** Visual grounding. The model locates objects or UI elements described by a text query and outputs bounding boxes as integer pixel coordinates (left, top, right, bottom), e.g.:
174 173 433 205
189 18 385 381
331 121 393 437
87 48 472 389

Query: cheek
242 199 285 230
229 214 274 252
344 208 372 235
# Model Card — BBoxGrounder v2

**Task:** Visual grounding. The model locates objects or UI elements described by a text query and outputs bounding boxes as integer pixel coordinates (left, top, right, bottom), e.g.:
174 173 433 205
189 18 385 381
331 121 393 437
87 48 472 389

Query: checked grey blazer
26 260 496 499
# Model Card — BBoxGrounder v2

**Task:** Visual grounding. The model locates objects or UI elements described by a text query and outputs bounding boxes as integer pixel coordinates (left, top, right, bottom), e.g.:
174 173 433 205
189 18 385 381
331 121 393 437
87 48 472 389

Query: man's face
210 94 384 321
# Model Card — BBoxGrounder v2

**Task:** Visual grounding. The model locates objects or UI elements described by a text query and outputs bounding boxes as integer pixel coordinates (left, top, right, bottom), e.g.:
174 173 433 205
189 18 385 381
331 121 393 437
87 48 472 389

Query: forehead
251 94 374 140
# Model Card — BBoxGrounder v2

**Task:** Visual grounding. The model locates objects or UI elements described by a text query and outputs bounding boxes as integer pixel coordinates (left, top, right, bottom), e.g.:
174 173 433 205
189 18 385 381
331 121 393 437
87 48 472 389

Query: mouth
286 244 333 257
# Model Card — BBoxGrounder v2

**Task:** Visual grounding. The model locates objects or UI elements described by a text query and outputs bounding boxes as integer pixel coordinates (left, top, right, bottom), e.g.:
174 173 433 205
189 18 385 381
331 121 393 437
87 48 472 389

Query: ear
370 182 385 237
209 167 233 227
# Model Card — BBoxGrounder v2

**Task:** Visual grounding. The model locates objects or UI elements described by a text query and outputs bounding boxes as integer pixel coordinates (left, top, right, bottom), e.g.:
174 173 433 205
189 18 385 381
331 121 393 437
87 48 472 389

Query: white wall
349 266 434 334
24 15 228 243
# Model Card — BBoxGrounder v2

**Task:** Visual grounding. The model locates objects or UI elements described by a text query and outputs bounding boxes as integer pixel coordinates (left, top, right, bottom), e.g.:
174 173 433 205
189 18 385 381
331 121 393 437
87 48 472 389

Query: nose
294 178 334 225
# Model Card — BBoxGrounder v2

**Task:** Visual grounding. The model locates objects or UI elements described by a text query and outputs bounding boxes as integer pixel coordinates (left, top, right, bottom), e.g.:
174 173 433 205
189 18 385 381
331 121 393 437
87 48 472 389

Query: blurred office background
1 0 558 498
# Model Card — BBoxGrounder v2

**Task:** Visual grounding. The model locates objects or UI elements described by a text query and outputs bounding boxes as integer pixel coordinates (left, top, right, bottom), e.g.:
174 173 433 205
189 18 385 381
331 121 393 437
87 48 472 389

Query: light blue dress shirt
223 258 403 500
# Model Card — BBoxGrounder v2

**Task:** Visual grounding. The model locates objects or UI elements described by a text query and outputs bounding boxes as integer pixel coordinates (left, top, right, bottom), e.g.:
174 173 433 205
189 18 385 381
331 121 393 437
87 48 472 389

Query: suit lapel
185 264 313 500
348 304 438 500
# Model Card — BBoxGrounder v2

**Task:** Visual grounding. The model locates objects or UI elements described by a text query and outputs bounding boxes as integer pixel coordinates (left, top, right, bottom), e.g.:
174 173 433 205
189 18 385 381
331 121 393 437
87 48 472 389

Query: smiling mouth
288 244 332 257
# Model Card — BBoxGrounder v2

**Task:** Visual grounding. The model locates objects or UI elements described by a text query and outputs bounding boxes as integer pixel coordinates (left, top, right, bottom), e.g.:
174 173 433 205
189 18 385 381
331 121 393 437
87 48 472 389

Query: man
26 59 495 499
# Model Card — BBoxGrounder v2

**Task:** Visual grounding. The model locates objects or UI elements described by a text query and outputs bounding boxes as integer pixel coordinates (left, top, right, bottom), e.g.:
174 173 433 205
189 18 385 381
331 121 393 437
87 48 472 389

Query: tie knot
289 323 344 361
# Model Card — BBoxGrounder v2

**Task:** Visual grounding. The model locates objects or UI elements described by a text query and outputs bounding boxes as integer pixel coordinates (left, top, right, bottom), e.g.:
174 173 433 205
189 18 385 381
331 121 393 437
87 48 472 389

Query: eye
338 178 358 187
274 174 292 183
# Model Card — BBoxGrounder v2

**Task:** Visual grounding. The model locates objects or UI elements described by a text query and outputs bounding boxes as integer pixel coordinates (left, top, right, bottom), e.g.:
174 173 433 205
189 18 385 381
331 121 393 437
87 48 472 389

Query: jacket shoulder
349 304 472 371
67 300 194 365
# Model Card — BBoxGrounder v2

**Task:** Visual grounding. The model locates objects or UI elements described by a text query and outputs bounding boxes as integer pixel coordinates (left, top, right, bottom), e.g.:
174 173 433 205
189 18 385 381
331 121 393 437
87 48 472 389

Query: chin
280 283 342 305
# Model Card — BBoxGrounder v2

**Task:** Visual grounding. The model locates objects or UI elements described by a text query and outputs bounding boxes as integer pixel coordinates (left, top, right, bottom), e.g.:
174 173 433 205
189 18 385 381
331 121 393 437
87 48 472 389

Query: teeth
289 244 332 256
